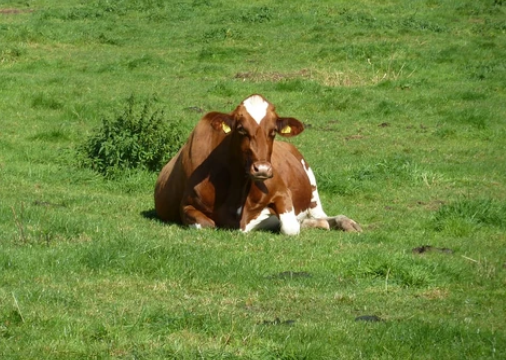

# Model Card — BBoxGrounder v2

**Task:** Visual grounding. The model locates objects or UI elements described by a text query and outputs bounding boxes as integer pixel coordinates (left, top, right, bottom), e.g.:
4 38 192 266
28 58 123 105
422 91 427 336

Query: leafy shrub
79 95 186 176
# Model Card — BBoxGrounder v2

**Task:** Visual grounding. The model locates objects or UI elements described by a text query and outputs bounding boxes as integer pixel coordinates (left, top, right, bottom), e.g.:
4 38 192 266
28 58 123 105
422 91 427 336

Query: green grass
1 0 506 358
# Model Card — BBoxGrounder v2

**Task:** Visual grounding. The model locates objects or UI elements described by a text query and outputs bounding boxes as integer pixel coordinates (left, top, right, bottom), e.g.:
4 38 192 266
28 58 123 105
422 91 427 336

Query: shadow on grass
140 209 191 230
140 208 282 234
141 208 159 220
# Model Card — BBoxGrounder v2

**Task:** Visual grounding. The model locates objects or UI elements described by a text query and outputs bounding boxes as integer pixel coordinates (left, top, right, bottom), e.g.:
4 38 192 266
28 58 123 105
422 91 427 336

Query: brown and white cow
154 94 361 235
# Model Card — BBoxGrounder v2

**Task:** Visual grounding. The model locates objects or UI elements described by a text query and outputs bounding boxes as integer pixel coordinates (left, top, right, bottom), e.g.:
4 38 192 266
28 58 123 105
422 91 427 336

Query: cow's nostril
250 161 273 180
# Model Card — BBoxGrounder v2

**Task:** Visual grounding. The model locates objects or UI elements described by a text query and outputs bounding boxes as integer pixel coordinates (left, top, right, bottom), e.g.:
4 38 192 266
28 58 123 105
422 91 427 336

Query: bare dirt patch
416 200 446 211
234 69 311 82
345 134 366 140
412 245 453 255
416 288 449 300
233 67 386 87
0 8 34 15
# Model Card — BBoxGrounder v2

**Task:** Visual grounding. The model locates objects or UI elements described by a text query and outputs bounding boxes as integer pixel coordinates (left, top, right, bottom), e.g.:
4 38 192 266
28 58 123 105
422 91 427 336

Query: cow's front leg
271 196 301 236
278 210 301 235
327 215 362 232
181 205 216 229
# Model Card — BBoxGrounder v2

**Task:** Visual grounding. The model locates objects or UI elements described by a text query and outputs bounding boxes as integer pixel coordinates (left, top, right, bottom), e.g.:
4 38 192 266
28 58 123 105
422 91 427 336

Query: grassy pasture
1 0 506 358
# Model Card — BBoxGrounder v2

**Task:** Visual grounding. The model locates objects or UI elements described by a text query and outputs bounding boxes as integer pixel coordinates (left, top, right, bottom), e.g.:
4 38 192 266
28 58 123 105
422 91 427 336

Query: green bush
79 95 185 176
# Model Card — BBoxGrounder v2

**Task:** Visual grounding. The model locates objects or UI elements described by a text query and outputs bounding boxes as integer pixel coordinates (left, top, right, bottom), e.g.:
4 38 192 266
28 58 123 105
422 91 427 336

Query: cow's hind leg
301 218 330 230
326 215 362 232
301 216 362 232
302 164 361 232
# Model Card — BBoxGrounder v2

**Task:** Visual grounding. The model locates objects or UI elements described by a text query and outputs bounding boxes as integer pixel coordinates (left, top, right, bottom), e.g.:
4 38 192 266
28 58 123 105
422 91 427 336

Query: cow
154 94 361 235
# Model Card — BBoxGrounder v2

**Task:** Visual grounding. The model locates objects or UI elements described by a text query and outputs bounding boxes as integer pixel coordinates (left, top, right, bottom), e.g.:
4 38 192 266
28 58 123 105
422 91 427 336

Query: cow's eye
269 129 276 138
237 127 248 136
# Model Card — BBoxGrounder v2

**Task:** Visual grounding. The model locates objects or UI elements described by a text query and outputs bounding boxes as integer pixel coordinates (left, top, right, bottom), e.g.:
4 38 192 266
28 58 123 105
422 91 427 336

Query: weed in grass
239 6 273 24
375 99 403 116
459 90 488 102
274 79 323 94
79 95 186 176
198 46 253 62
0 46 25 63
30 92 64 110
208 81 235 97
445 108 490 130
125 54 163 70
29 128 70 143
433 198 506 231
433 127 456 139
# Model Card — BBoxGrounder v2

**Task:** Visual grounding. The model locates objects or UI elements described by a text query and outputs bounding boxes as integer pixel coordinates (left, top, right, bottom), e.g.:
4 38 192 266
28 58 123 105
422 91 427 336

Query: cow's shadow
140 208 281 234
140 209 162 222
140 209 191 230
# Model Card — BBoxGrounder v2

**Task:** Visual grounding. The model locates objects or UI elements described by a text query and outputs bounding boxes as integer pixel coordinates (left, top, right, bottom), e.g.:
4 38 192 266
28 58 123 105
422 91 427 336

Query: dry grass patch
416 288 450 300
234 69 312 82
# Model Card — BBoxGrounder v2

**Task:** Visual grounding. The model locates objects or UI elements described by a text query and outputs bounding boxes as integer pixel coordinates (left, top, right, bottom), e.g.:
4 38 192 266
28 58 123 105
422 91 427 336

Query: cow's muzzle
250 161 273 181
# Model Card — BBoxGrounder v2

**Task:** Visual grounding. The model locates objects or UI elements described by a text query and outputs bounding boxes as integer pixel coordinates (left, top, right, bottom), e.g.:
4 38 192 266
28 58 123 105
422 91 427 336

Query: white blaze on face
301 159 327 219
243 95 268 124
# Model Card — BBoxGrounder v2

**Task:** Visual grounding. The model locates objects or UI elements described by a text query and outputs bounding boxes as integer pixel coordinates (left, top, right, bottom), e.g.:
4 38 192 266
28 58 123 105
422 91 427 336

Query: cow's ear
208 112 235 134
276 117 304 137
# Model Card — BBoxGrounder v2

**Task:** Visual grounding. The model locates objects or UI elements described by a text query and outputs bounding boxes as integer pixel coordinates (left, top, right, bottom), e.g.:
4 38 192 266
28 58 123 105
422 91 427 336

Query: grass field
1 0 506 358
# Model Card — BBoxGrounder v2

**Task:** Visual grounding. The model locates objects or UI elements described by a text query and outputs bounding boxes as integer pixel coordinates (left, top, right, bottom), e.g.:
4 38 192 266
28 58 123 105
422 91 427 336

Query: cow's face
210 94 304 181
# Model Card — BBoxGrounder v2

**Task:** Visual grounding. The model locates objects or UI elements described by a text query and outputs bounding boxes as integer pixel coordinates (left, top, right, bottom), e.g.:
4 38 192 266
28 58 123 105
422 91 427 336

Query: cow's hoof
327 215 362 232
301 218 330 230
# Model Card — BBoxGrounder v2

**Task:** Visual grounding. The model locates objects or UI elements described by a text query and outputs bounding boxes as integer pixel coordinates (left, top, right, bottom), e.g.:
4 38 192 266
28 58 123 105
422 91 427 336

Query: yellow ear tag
222 122 231 134
280 125 292 134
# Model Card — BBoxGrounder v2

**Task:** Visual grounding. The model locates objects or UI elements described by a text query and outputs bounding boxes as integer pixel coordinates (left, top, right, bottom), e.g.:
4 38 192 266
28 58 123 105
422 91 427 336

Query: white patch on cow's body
243 207 301 235
243 95 268 124
190 223 203 230
279 209 301 235
243 208 279 233
242 208 301 235
301 159 327 219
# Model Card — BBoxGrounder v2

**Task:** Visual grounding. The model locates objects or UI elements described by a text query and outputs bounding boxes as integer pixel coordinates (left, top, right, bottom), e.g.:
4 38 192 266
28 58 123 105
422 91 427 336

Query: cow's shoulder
183 113 232 170
271 141 305 171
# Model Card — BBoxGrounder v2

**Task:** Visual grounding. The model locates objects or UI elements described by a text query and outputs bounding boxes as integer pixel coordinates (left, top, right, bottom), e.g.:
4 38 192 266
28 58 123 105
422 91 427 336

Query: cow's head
209 94 304 181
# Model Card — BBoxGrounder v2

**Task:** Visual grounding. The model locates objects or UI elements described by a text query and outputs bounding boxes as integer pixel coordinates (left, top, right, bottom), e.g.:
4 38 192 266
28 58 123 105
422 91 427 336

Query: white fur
279 209 301 236
243 208 279 233
243 95 268 124
243 208 301 235
301 159 327 219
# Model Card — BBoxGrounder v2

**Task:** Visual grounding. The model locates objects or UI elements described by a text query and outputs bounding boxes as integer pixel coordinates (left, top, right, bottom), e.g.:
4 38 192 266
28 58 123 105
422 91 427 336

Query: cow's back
154 147 187 222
